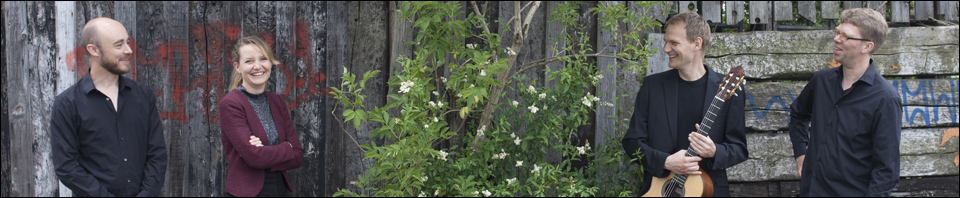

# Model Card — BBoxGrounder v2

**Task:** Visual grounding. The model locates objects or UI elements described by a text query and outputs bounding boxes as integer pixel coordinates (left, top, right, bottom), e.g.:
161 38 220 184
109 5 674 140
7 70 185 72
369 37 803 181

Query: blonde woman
218 36 303 197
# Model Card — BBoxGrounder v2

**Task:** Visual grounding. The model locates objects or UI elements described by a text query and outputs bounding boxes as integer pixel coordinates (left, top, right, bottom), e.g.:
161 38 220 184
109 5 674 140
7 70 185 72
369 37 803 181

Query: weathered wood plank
915 1 935 21
865 1 886 17
939 1 959 22
165 1 191 196
728 128 960 182
774 1 793 22
678 1 696 13
821 1 840 20
748 1 770 24
543 1 566 166
1 2 10 196
843 1 863 10
349 2 386 196
890 1 911 23
797 1 816 23
596 0 621 150
324 1 350 196
54 1 78 196
725 1 746 25
183 1 216 196
199 1 237 196
701 1 721 24
114 1 136 80
288 1 326 196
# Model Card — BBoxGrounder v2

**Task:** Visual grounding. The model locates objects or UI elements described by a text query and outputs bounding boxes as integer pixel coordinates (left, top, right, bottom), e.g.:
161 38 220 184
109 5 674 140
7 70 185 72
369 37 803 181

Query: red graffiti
63 20 333 124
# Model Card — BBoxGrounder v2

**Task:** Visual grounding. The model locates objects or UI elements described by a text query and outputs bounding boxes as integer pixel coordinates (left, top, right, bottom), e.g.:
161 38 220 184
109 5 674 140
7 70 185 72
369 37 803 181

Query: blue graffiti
893 79 959 127
745 90 796 119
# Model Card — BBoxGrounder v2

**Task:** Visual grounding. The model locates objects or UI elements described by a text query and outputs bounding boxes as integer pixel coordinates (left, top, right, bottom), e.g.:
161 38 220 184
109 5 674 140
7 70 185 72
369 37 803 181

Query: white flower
510 133 516 138
433 117 439 122
514 137 522 145
441 77 447 83
429 101 437 107
438 150 448 161
506 178 517 185
466 43 476 49
457 93 462 97
437 101 443 108
552 95 556 101
542 104 547 110
539 93 546 99
526 85 537 94
480 70 486 76
593 74 604 81
482 190 492 197
532 164 541 174
470 84 475 88
421 176 429 182
516 161 523 167
528 105 539 114
399 80 415 94
424 124 429 129
492 149 509 159
511 100 519 107
477 125 487 137
418 191 426 197
601 102 615 107
593 96 600 102
435 190 439 196
585 141 591 151
432 91 439 96
506 47 517 56
394 118 401 124
581 96 593 107
577 146 586 155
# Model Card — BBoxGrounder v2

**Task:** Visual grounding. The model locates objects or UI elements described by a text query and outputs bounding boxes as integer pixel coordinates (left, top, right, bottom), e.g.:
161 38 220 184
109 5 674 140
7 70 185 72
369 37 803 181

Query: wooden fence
2 1 958 197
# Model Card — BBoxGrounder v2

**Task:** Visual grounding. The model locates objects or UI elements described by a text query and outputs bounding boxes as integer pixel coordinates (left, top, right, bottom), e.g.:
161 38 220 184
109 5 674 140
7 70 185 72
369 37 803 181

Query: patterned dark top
238 86 279 145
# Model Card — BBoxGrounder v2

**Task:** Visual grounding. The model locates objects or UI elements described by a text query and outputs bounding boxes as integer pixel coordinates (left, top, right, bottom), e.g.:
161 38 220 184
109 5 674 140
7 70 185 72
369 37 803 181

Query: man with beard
789 8 901 197
50 17 167 197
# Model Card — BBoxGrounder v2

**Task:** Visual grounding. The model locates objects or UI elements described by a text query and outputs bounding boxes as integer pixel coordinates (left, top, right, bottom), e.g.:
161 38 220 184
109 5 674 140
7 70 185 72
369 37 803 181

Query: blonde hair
665 11 711 51
229 36 281 90
840 8 888 54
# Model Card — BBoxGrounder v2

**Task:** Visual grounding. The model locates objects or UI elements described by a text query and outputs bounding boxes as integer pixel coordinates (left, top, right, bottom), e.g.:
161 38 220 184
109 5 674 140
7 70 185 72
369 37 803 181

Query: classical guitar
641 66 746 197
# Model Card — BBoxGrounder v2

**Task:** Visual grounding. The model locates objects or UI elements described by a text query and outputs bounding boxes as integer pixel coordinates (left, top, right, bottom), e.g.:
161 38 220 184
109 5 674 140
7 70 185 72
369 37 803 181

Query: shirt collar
835 59 879 86
79 72 134 95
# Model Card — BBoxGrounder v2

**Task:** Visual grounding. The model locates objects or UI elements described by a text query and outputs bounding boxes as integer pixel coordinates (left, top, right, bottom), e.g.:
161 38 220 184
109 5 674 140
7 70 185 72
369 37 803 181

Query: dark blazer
219 89 304 197
621 65 747 196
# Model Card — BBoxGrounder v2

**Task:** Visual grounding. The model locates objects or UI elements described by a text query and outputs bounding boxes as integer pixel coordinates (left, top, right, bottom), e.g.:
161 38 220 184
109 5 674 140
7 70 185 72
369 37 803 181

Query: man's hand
249 135 264 147
665 150 702 175
795 155 805 178
689 124 716 158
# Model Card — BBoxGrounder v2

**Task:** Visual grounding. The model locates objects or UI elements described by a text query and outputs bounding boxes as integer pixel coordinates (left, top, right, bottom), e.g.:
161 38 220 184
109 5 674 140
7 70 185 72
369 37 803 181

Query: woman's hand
249 135 264 147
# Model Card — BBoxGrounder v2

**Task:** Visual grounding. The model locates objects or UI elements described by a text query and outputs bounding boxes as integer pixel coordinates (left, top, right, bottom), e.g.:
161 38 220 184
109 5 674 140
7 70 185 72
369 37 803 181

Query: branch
331 103 367 153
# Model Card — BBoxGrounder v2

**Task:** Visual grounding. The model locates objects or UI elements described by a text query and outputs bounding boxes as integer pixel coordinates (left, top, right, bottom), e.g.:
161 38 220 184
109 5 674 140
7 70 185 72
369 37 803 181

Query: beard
100 56 130 75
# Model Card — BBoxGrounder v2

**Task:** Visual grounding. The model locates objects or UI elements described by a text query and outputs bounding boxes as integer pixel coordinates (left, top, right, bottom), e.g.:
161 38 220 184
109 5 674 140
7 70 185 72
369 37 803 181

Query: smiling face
233 44 273 89
663 23 703 70
832 23 871 65
93 21 133 75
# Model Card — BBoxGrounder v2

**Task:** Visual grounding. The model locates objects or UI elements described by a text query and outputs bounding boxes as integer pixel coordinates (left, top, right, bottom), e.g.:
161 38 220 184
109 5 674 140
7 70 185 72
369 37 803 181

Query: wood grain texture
749 1 770 24
288 1 327 196
915 1 935 21
891 1 911 23
701 1 722 24
726 1 746 25
774 1 793 22
939 1 959 22
1 2 9 197
821 1 840 20
797 1 817 22
596 1 621 149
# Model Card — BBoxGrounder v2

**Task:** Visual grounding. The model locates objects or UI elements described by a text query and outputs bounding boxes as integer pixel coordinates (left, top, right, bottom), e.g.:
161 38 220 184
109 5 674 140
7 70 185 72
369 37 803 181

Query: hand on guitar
665 150 702 175
688 123 716 158
795 155 805 178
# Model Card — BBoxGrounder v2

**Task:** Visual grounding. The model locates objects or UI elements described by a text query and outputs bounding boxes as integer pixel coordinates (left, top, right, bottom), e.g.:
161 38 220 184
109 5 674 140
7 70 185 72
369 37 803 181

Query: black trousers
226 171 288 197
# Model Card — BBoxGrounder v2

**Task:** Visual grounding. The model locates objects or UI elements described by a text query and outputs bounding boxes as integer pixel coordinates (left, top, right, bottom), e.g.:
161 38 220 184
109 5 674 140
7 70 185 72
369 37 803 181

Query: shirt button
127 179 131 183
124 158 128 162
106 98 110 101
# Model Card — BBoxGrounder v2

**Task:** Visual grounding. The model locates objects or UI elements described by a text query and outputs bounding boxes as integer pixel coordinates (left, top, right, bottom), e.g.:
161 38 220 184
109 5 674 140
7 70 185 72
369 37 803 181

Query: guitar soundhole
661 180 685 197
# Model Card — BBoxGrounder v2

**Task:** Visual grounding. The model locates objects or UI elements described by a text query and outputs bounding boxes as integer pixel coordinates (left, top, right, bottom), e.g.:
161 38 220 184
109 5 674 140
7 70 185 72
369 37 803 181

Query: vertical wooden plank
701 1 722 24
183 1 213 196
726 1 746 25
890 1 910 23
774 1 793 22
54 2 76 197
596 1 621 150
798 1 817 22
654 1 675 23
324 1 350 196
31 3 60 196
915 1 935 21
3 2 30 196
748 1 770 24
288 1 327 196
1 2 9 197
843 1 863 10
200 1 238 196
543 1 566 166
865 1 887 18
134 1 175 196
678 1 697 13
115 2 136 80
938 1 959 22
575 1 598 162
350 2 387 196
821 1 841 20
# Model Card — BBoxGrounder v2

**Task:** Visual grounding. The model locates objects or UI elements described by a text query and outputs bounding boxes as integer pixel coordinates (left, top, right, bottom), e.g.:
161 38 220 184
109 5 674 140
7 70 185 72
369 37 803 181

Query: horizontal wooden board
728 128 960 182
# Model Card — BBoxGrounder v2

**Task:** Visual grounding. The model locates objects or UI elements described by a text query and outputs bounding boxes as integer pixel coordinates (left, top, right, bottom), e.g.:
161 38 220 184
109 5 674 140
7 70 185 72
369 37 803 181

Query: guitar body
642 170 714 197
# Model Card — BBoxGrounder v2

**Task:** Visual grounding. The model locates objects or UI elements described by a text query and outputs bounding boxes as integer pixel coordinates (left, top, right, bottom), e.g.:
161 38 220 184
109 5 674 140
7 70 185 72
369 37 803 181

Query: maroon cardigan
219 89 304 197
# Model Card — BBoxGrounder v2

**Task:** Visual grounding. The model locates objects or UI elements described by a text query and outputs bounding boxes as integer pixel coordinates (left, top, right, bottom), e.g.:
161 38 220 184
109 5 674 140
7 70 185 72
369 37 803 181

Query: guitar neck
685 95 725 158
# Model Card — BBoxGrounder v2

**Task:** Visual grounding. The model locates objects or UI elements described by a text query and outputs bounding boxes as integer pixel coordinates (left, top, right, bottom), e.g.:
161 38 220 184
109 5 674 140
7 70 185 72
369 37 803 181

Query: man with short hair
51 17 167 197
789 8 902 197
622 11 748 197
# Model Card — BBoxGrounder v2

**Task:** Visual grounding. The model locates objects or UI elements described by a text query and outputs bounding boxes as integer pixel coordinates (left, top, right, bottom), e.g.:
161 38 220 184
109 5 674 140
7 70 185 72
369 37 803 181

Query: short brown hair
665 11 711 51
840 8 888 54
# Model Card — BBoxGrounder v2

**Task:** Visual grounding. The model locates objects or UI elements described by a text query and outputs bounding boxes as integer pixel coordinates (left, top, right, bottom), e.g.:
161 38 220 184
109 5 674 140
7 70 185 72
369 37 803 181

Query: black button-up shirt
50 74 167 197
789 60 902 197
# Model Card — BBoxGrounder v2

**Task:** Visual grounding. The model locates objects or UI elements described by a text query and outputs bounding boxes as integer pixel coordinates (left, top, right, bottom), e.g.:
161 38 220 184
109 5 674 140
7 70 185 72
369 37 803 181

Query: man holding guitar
789 8 901 197
622 11 748 197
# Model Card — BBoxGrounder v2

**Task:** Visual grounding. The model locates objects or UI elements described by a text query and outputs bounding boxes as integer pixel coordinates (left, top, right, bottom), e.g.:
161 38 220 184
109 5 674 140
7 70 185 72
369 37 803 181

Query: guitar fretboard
672 95 725 183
